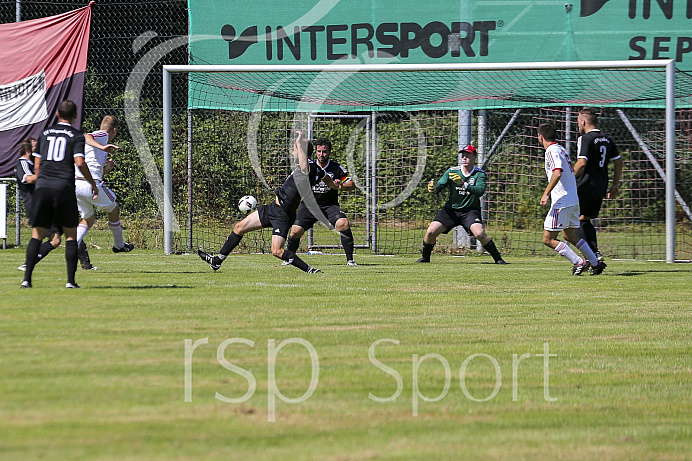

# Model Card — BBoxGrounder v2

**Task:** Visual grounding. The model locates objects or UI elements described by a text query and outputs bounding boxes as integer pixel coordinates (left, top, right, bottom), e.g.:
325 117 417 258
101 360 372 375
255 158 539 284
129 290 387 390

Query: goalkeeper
417 145 506 265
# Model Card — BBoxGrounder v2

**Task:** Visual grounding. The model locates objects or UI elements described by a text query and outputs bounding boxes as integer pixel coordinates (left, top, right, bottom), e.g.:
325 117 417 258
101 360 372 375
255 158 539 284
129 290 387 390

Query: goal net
163 62 692 261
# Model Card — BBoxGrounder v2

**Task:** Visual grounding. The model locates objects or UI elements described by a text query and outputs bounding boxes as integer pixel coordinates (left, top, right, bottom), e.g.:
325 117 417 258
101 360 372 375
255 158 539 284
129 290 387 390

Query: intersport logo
221 20 497 61
581 0 692 18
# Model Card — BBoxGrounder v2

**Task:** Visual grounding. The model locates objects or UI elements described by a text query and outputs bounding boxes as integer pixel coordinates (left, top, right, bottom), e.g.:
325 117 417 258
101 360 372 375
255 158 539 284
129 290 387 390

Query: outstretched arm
85 133 118 154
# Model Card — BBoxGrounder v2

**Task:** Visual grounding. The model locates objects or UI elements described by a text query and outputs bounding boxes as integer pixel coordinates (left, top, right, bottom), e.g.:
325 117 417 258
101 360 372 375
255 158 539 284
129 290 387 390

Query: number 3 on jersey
599 145 607 167
46 136 67 161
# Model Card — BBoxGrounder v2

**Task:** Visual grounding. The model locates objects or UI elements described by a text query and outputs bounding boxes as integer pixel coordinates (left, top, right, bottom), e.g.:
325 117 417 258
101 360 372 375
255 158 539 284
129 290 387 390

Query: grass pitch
1 250 690 460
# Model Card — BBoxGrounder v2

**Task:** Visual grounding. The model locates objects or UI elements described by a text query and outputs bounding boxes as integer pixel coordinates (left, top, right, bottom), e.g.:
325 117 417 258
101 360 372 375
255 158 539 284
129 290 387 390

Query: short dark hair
579 107 598 125
538 123 557 142
57 100 77 120
313 137 332 151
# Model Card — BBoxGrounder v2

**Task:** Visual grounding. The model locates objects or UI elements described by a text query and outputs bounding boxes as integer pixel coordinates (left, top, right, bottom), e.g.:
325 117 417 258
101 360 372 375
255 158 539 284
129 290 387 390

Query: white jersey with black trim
75 129 109 181
544 143 579 208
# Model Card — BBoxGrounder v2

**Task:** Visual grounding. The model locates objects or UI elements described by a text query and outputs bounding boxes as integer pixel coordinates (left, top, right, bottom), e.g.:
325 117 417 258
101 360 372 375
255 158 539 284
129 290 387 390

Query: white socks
576 239 599 265
109 220 124 248
555 241 582 265
77 224 89 246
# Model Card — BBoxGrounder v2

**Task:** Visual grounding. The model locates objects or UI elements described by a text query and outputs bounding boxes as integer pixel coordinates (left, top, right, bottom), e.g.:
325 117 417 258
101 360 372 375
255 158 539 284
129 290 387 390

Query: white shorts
76 180 118 219
544 204 580 232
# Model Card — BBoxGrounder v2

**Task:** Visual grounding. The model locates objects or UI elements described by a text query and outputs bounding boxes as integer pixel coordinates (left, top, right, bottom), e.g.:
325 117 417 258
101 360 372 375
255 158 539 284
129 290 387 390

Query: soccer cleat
20 280 32 288
307 266 323 274
65 282 81 289
416 258 430 263
591 260 607 275
78 249 98 270
495 259 508 265
112 242 135 253
18 264 26 272
595 251 604 262
281 260 292 266
572 260 591 276
346 260 357 266
198 250 221 271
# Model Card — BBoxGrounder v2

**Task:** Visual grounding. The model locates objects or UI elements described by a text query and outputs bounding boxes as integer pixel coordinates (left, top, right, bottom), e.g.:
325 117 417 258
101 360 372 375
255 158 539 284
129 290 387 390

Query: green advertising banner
188 0 692 69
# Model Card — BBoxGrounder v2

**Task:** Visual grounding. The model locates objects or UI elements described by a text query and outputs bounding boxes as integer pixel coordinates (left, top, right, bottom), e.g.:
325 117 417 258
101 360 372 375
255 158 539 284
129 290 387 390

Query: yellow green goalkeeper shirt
434 166 487 211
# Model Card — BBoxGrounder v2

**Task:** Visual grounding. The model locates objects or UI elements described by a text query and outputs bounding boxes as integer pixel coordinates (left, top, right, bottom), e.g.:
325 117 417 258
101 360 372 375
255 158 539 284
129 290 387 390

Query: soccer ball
238 195 257 212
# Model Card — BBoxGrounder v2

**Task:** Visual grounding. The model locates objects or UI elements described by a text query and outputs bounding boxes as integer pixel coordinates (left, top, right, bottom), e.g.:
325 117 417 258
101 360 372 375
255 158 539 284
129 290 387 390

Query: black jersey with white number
312 160 349 206
34 122 85 190
576 129 620 195
275 160 326 214
14 157 35 195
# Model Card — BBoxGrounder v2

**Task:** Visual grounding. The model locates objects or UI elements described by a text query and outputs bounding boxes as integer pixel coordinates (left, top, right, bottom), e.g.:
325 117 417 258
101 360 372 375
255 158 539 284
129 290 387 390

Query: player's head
578 107 598 133
314 137 332 163
537 123 556 146
100 115 119 139
459 144 477 165
17 138 32 157
57 100 78 123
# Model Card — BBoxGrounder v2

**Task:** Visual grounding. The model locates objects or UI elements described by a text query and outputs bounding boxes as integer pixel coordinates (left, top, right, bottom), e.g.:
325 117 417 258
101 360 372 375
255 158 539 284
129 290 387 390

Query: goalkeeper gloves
449 172 463 184
427 180 436 192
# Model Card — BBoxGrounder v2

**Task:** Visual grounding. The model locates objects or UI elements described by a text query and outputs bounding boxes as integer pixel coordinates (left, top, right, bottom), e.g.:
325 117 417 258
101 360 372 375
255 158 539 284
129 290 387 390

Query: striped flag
0 4 92 178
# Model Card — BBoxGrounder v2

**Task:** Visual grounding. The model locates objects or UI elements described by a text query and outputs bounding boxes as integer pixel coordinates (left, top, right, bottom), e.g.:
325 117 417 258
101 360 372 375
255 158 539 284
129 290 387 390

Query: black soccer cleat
495 259 508 265
572 260 591 276
20 280 32 288
307 266 323 274
198 250 221 271
65 282 80 289
112 242 135 253
416 258 430 263
590 260 607 275
78 248 98 270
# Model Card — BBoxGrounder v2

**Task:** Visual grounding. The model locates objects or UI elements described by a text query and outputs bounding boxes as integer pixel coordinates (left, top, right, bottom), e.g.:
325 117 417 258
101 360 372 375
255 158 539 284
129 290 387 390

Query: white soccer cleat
346 260 357 266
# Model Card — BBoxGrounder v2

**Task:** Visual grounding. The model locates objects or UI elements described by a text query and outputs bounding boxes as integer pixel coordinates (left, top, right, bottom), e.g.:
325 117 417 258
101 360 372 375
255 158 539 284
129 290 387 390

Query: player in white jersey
75 115 134 269
538 123 606 276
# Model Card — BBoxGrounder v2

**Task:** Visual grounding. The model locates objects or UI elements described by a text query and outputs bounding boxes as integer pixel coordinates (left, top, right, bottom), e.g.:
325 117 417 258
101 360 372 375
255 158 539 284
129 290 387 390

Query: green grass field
1 249 690 460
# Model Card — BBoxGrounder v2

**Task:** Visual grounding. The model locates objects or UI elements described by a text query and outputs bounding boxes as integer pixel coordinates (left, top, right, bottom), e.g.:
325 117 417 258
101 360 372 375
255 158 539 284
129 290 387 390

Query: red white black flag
0 4 92 177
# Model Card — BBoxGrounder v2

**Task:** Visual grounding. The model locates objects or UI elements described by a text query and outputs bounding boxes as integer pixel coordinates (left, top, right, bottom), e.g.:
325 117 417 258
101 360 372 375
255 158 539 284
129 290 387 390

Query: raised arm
293 130 309 174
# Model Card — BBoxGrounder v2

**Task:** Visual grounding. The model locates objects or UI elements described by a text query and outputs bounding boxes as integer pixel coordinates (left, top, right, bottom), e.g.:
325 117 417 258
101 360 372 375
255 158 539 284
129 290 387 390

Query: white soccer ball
238 195 257 212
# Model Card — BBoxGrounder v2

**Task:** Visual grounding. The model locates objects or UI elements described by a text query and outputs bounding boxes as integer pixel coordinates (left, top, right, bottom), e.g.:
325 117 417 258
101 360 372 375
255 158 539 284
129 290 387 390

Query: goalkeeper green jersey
434 166 487 211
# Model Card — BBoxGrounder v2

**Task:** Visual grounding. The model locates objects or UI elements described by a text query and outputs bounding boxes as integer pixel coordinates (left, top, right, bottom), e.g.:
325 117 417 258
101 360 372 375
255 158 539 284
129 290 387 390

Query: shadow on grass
615 270 691 276
91 285 194 289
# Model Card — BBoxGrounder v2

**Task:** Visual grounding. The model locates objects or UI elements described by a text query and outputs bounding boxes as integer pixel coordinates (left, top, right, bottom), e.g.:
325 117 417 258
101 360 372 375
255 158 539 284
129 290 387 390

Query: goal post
163 60 684 262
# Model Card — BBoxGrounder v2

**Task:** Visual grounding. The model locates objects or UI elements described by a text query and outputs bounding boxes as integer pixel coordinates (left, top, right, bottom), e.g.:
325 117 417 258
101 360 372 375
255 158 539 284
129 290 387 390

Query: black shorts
30 186 80 229
293 203 347 230
432 207 483 235
257 202 295 240
577 186 604 219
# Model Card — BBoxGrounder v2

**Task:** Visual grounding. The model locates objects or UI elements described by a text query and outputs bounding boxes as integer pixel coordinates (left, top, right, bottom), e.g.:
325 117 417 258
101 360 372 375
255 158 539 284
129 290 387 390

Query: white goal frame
163 60 677 262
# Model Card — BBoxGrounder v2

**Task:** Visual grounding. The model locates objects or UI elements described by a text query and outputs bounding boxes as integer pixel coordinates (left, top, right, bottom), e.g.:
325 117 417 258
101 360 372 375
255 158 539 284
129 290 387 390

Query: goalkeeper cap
459 144 477 155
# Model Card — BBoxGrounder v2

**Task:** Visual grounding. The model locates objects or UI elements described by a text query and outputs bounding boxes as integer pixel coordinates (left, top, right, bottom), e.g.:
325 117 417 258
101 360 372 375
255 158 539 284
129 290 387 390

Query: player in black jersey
574 107 623 266
284 137 358 266
21 100 99 289
198 131 339 273
14 138 62 271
